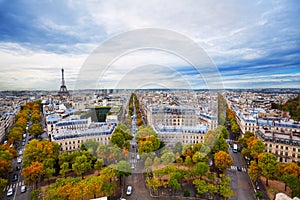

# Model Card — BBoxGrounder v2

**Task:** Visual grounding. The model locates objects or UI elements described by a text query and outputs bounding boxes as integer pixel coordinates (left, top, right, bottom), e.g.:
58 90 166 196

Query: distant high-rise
58 68 69 96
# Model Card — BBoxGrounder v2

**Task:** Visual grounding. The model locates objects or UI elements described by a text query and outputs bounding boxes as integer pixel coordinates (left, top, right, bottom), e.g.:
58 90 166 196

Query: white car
17 158 22 164
126 186 132 195
21 185 27 193
6 188 13 197
19 150 23 155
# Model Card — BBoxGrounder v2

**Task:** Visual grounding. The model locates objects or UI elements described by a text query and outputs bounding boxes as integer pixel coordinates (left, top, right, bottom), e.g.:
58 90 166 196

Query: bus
233 144 238 153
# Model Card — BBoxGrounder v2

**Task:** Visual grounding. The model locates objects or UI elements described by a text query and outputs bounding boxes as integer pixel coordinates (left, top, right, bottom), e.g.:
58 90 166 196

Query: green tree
94 158 104 175
161 152 175 165
0 178 8 194
193 179 208 194
72 155 92 179
218 174 234 199
173 142 183 155
281 174 300 197
168 175 181 195
144 157 153 173
29 123 44 138
194 162 209 179
258 153 279 186
59 162 70 178
82 139 99 157
184 155 193 167
212 137 228 154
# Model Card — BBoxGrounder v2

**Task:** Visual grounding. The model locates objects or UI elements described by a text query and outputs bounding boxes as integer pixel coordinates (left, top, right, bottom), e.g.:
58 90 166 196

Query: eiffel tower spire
58 68 69 96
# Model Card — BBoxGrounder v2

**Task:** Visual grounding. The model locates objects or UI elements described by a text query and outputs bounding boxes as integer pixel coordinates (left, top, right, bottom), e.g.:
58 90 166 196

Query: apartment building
225 91 300 163
138 90 218 147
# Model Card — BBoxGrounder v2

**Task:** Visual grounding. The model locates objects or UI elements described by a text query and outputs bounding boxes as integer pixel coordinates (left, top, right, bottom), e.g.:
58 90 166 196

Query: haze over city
0 0 299 90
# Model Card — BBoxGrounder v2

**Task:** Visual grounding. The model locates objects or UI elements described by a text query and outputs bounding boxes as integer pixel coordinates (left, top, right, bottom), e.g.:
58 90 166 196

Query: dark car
237 166 242 171
12 174 18 181
16 166 21 171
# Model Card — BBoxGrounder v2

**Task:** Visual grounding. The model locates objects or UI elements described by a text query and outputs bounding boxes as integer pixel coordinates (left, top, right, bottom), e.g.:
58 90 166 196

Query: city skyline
0 0 300 90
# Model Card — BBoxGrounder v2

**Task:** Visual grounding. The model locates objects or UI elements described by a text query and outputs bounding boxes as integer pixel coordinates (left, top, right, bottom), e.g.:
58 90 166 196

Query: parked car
237 166 242 171
126 186 132 195
16 166 21 171
12 174 18 182
21 185 27 193
17 158 22 164
19 150 23 155
6 188 13 197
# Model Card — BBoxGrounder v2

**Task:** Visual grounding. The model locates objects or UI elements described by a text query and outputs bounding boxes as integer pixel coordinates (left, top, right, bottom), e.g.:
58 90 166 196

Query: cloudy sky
0 0 299 90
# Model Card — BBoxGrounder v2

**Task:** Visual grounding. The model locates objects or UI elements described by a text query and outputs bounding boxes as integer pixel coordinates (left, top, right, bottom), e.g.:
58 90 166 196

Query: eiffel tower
58 68 69 96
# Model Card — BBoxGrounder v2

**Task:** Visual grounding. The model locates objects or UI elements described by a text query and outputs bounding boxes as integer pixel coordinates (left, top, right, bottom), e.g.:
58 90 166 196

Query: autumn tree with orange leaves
214 151 233 173
22 161 43 189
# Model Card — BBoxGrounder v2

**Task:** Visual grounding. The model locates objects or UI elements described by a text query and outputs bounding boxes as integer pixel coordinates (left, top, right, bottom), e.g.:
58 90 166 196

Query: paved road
228 145 256 200
2 124 31 200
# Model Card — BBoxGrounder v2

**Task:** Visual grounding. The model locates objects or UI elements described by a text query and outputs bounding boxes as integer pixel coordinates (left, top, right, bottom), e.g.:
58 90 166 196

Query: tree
184 155 193 167
23 139 60 168
218 174 234 199
82 139 99 157
283 162 300 177
238 131 254 148
29 123 44 138
193 179 208 194
94 159 104 175
161 152 175 165
146 176 162 195
182 144 194 158
207 183 218 198
59 162 70 178
168 176 181 195
115 160 132 177
258 153 279 186
0 178 8 194
72 155 92 179
194 162 209 179
281 174 300 197
248 161 261 181
212 137 228 154
22 161 44 189
173 142 183 155
231 123 240 136
248 137 266 159
87 176 103 198
144 157 153 172
214 151 233 172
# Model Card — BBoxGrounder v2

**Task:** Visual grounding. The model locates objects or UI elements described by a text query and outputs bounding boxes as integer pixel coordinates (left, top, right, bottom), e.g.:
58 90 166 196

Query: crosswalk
3 181 24 191
230 165 247 172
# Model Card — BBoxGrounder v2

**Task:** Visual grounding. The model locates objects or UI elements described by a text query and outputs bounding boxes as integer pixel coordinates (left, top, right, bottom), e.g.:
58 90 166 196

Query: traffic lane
228 149 255 200
228 169 255 200
124 173 151 200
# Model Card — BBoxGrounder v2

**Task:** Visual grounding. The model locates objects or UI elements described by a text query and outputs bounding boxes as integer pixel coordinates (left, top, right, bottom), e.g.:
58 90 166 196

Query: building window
293 148 296 152
285 146 288 150
281 146 283 149
78 140 80 143
269 144 272 147
285 152 288 156
276 145 278 149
